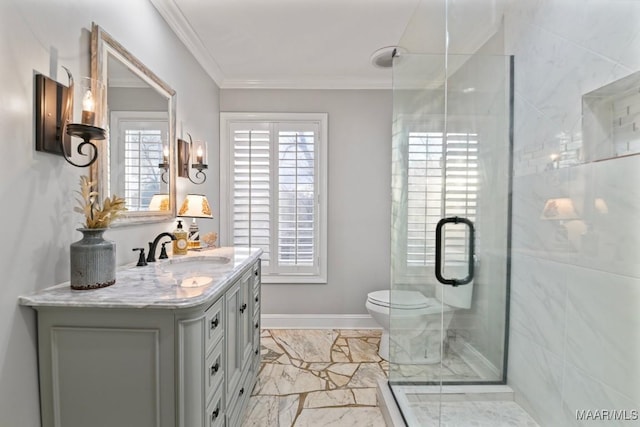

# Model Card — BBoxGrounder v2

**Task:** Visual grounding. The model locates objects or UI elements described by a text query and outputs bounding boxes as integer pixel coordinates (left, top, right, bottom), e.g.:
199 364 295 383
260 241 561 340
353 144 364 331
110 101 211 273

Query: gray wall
220 89 392 315
0 1 219 425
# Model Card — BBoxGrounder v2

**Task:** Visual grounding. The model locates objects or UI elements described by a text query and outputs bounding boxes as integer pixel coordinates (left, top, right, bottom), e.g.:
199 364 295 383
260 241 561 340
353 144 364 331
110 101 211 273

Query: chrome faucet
147 232 177 263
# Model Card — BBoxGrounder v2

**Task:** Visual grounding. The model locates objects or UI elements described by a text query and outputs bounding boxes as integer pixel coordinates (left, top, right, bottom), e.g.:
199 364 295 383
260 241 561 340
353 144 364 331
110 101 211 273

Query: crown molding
150 0 394 90
220 77 392 90
149 0 225 86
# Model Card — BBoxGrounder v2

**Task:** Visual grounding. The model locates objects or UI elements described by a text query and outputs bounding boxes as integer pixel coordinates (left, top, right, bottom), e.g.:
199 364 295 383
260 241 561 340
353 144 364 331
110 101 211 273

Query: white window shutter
221 113 328 283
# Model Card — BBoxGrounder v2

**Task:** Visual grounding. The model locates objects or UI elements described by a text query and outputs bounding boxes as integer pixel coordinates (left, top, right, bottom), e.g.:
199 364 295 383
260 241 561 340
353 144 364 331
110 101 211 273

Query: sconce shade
541 198 579 220
148 194 170 211
178 194 213 218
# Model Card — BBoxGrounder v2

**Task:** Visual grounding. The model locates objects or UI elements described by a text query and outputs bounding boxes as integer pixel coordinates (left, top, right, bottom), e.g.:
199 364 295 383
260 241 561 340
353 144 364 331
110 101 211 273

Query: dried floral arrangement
74 175 127 229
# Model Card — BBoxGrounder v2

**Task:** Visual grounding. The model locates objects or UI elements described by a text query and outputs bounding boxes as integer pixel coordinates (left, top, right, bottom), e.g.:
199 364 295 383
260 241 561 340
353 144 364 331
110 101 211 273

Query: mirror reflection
91 23 176 224
107 55 169 211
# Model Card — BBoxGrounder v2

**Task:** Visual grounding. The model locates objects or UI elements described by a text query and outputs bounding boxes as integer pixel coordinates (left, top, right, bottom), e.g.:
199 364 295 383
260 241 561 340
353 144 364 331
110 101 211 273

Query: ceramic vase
70 228 116 290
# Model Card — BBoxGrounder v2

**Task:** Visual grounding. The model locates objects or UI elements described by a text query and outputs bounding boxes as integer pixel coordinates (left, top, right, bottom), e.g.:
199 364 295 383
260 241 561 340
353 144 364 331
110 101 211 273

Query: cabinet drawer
205 339 224 404
227 367 251 427
205 298 223 354
205 385 224 427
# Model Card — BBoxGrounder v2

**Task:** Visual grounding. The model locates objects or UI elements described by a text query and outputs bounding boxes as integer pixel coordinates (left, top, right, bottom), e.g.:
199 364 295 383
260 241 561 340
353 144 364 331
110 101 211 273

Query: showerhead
370 46 406 68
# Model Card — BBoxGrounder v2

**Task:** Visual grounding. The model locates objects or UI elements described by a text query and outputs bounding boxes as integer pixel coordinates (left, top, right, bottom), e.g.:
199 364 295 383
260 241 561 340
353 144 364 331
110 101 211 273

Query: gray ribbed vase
70 228 116 290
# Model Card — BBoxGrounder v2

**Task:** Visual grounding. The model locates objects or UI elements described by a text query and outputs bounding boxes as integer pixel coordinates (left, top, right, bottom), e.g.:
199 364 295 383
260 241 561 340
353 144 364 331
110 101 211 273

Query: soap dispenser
173 220 188 255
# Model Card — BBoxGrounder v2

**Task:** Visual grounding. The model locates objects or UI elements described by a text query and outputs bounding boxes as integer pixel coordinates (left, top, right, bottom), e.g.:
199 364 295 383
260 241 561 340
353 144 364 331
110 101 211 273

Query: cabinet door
225 280 242 405
225 266 254 408
239 269 253 370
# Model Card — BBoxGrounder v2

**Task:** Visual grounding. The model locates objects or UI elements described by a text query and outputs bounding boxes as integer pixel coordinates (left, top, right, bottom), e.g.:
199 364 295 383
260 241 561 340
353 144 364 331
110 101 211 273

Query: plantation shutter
276 123 317 272
406 131 478 267
229 123 272 267
229 121 320 276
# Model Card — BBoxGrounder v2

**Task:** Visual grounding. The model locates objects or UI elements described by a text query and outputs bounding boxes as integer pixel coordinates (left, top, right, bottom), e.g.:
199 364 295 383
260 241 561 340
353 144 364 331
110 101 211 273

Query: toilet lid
367 290 431 309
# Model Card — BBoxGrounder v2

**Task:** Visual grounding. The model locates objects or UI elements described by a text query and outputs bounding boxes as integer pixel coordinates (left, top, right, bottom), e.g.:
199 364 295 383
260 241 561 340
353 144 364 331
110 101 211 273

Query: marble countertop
19 247 262 310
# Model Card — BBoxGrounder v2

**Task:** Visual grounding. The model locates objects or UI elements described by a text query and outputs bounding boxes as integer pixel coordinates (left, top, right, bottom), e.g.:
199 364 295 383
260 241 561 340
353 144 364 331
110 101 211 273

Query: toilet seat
367 290 431 309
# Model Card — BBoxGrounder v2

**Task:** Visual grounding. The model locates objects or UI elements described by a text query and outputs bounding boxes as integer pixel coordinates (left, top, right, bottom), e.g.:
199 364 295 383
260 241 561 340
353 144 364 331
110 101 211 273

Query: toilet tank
435 264 474 309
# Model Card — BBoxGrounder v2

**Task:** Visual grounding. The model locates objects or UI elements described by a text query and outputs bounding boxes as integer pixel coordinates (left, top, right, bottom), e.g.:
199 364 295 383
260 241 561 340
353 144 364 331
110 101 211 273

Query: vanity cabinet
20 248 262 427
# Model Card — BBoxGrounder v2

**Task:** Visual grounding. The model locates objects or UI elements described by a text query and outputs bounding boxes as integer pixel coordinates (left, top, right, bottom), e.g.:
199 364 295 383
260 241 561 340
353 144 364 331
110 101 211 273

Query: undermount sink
157 256 232 287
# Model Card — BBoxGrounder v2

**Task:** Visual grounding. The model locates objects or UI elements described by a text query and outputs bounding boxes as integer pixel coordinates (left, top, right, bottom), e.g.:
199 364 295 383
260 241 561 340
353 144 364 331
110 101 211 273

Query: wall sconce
178 133 208 184
158 145 170 184
34 68 106 167
178 194 213 249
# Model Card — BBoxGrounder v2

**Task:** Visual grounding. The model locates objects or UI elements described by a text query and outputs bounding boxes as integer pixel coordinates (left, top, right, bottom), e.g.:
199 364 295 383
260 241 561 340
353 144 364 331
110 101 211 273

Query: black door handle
435 216 475 286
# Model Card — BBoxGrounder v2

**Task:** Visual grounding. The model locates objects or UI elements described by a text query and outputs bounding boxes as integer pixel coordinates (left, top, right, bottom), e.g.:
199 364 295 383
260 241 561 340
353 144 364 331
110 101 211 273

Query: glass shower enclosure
388 51 514 424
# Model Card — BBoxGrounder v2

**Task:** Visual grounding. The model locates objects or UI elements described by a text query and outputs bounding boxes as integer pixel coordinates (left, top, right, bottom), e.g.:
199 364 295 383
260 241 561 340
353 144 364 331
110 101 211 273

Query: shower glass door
389 52 513 425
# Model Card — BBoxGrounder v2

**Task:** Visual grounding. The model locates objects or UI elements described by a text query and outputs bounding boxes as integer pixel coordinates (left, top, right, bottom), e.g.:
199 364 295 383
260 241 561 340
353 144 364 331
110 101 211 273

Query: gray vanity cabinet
225 260 261 427
23 250 262 427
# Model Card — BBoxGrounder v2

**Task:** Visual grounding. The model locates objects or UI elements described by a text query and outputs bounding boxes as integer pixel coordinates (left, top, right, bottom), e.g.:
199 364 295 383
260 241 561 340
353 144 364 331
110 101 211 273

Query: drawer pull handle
255 348 259 355
255 296 259 302
239 303 247 314
211 405 220 421
239 387 245 396
210 361 220 376
210 317 219 330
255 322 259 329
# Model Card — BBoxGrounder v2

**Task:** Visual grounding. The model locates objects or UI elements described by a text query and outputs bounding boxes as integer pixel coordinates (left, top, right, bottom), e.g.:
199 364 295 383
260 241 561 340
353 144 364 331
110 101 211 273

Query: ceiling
150 0 422 89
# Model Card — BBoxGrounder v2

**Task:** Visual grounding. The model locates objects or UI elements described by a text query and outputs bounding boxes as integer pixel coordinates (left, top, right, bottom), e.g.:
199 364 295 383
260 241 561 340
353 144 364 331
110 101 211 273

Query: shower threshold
377 380 539 427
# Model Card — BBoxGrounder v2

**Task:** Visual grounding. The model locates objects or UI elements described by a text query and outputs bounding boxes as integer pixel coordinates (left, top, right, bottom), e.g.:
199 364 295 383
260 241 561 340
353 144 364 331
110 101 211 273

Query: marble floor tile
348 363 387 388
353 388 378 406
271 329 338 362
293 407 387 427
338 330 382 338
242 394 301 427
303 389 355 408
326 363 359 377
253 364 326 395
347 338 382 362
244 329 533 427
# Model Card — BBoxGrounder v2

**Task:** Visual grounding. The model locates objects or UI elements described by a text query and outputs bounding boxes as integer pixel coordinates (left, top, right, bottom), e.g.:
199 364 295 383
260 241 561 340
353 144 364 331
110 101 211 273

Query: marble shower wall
503 0 640 425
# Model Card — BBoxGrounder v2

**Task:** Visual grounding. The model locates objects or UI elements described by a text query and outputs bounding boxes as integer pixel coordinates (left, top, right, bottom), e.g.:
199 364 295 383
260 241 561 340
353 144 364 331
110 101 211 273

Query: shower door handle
435 216 475 287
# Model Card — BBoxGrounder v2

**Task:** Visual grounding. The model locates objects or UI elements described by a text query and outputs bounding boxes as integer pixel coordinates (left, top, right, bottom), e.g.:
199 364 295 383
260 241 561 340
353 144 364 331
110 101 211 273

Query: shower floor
386 384 539 427
389 336 500 383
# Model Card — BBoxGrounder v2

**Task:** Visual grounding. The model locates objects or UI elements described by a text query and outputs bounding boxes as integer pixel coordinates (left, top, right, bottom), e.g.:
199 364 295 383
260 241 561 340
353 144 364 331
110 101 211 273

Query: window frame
220 112 328 284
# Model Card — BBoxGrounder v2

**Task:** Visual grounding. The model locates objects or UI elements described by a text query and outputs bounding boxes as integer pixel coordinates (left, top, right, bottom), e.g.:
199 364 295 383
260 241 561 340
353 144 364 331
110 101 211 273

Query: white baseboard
261 314 380 329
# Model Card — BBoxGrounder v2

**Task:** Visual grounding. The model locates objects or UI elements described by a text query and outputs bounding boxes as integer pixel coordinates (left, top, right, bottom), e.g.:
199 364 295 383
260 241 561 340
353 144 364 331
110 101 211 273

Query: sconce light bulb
195 144 205 165
81 89 96 125
162 145 169 165
82 90 94 112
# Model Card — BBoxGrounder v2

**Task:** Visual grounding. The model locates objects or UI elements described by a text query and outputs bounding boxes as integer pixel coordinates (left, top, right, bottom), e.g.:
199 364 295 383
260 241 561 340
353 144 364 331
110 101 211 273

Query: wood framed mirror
90 23 177 224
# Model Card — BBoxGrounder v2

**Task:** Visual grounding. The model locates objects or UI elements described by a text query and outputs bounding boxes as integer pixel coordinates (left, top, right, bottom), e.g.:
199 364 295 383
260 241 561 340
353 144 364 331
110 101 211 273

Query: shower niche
582 70 640 162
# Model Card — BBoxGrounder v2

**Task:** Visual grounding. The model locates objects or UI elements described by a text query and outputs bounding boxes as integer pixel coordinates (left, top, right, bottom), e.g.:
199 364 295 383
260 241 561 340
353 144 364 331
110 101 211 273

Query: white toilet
366 283 473 364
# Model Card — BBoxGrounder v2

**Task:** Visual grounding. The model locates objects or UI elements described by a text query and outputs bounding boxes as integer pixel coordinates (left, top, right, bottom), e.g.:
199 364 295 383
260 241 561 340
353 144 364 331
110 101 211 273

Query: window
220 113 328 283
401 129 478 275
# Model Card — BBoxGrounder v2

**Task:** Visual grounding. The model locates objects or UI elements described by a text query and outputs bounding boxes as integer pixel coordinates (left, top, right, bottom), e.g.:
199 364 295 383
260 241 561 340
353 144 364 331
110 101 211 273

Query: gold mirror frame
90 23 177 225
